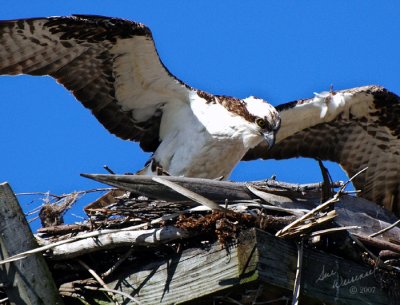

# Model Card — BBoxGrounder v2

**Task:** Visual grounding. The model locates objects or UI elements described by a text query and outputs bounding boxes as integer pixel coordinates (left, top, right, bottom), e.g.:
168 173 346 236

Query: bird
0 15 399 214
0 15 280 180
243 86 400 214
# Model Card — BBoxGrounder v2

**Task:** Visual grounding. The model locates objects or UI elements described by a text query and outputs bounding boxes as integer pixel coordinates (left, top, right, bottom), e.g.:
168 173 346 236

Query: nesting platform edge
102 228 395 305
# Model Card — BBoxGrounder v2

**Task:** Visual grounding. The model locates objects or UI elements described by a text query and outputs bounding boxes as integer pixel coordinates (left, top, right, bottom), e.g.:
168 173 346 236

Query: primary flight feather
0 15 279 179
0 15 399 214
245 86 400 214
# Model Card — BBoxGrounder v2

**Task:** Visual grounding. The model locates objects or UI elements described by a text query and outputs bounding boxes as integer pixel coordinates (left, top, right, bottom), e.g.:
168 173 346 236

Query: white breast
147 93 263 179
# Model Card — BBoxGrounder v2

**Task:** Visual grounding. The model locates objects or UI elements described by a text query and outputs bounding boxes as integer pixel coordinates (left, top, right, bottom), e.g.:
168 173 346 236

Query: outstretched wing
0 15 191 151
244 85 400 214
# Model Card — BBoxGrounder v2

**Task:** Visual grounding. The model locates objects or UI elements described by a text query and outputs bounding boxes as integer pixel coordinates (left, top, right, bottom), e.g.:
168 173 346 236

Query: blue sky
1 1 399 230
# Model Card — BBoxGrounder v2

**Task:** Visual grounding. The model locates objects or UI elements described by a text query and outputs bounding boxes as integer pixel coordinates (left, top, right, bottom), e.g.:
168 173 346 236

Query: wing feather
0 15 191 151
244 86 400 214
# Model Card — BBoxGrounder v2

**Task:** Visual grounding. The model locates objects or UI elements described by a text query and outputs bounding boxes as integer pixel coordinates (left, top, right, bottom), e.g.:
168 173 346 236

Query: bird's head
194 91 280 150
240 96 281 149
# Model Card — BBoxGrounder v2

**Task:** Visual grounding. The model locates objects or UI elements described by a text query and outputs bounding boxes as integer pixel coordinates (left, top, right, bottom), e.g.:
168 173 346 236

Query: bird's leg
149 158 170 176
156 166 171 176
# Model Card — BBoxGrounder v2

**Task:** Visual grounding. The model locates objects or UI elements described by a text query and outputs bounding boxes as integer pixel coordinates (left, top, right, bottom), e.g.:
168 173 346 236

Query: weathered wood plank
81 173 331 205
81 173 260 201
104 229 397 305
48 227 191 260
82 174 400 243
106 230 257 304
0 182 64 305
254 230 396 305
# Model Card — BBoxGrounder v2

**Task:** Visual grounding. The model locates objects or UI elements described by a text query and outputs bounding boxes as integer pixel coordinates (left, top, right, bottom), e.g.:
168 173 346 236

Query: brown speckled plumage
1 15 400 215
197 90 258 123
244 86 400 215
0 14 281 182
0 15 176 152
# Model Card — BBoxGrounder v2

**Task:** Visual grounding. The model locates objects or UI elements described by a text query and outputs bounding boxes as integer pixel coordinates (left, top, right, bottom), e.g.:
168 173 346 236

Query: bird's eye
255 118 267 128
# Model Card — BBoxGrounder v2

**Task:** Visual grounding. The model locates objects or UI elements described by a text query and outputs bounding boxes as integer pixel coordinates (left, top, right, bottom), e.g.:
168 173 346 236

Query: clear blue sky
1 1 399 230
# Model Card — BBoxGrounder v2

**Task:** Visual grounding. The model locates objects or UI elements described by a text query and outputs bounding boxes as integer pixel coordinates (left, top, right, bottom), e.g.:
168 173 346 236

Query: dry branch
353 233 400 254
276 196 339 237
152 176 226 211
291 240 303 305
369 219 400 238
81 174 330 202
48 226 191 260
78 259 121 305
3 168 400 304
276 168 368 237
0 223 189 265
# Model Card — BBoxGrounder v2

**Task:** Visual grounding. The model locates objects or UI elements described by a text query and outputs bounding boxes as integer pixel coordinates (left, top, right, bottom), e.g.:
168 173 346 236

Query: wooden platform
2 177 400 304
104 228 396 305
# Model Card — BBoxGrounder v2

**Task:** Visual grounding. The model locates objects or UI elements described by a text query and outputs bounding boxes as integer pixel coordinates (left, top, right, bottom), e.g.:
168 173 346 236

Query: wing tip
276 85 397 112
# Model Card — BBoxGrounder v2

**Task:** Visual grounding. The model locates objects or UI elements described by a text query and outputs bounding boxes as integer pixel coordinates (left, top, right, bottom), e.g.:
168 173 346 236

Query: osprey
0 16 400 214
0 15 280 179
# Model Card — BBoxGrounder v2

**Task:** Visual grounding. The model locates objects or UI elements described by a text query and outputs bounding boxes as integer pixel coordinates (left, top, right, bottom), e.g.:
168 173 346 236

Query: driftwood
29 174 398 270
81 173 330 203
82 174 400 242
354 234 400 254
61 229 396 305
0 183 63 305
48 226 191 260
2 173 400 304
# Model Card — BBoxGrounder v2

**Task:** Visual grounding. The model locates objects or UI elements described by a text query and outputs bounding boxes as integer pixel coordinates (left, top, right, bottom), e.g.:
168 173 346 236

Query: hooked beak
262 131 275 149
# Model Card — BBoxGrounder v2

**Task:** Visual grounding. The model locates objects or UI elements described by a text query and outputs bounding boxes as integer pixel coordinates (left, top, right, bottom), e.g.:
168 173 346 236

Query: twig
78 259 121 305
25 206 43 216
275 196 339 237
83 286 142 304
291 240 303 305
349 234 378 258
16 191 62 199
337 167 368 193
276 167 368 237
353 234 400 254
258 180 343 193
152 177 226 211
37 223 92 235
21 188 116 223
369 219 400 238
280 210 337 238
246 186 306 217
343 190 361 195
103 165 116 174
16 188 114 198
317 160 334 202
48 227 190 260
101 248 134 279
347 233 381 268
309 226 360 237
0 223 187 265
28 216 39 223
379 250 400 259
251 284 264 305
349 234 400 272
256 205 306 217
58 291 84 299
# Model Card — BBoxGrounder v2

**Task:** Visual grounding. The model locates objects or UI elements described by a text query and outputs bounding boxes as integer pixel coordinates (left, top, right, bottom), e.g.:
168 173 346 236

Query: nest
3 173 400 304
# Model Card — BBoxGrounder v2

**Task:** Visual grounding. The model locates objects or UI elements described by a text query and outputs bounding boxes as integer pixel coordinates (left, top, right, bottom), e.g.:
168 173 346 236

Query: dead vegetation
1 168 400 305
